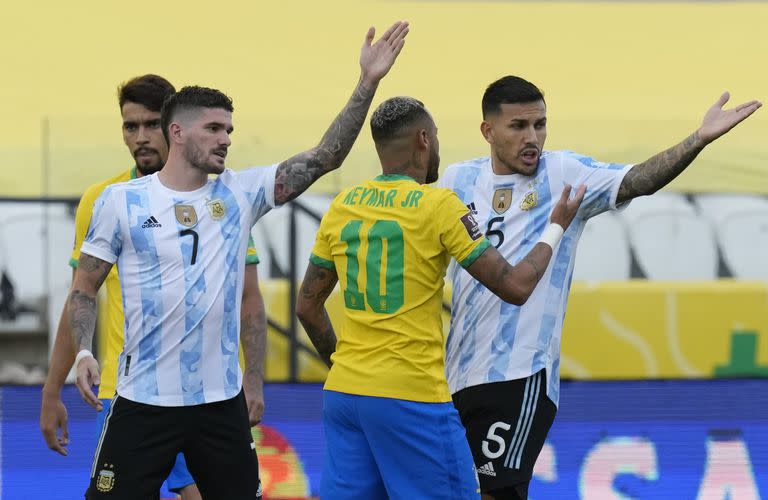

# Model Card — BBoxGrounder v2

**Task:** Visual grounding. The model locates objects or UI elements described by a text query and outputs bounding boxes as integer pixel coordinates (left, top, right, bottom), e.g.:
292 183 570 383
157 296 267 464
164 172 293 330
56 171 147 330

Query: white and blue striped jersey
81 165 278 407
440 152 632 406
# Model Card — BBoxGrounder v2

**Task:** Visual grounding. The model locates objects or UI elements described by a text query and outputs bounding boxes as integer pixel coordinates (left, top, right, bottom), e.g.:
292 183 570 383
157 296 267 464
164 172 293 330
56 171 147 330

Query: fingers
714 91 730 108
76 366 103 410
559 184 572 204
572 184 587 205
378 21 399 42
362 26 375 49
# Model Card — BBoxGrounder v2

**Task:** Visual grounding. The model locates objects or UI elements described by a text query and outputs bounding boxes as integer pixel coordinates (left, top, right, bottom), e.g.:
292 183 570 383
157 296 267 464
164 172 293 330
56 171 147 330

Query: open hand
75 356 103 411
40 391 69 456
360 21 409 88
550 184 587 230
698 92 762 144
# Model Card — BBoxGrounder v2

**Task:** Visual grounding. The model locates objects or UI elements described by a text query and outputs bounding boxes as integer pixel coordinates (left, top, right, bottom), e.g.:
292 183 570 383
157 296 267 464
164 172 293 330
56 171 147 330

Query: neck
157 153 208 191
380 154 425 184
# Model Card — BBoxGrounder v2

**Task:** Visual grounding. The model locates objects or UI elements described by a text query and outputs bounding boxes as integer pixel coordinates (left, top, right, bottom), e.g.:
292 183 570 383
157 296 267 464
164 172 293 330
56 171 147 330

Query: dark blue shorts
322 390 480 499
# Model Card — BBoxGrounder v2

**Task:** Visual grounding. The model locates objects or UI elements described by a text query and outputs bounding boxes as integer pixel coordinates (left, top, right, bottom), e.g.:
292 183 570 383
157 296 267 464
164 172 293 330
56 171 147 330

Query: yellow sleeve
70 185 102 269
435 189 491 268
309 212 334 270
246 234 260 265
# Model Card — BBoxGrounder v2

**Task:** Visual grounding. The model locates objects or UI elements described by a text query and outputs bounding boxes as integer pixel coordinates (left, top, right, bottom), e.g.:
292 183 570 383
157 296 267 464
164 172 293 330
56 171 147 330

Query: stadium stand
693 194 768 280
619 192 718 280
573 211 631 281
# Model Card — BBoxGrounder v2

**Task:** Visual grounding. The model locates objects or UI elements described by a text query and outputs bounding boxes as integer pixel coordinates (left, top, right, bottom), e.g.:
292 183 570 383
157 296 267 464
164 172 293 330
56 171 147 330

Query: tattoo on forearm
274 81 376 204
617 131 705 203
241 306 266 384
523 253 544 282
298 264 339 368
69 290 97 352
306 315 337 368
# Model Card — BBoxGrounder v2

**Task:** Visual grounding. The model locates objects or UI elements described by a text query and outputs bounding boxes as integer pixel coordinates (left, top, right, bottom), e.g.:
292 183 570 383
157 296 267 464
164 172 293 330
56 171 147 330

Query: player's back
311 174 488 403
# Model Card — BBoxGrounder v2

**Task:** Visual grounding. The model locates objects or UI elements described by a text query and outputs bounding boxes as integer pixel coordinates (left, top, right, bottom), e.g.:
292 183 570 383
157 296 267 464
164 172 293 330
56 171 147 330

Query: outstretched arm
296 263 339 368
466 185 586 305
68 253 112 410
617 92 762 204
273 21 409 205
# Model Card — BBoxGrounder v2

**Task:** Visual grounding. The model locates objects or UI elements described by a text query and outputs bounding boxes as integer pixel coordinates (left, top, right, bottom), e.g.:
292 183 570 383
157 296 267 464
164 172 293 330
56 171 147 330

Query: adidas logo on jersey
477 461 496 477
141 216 162 228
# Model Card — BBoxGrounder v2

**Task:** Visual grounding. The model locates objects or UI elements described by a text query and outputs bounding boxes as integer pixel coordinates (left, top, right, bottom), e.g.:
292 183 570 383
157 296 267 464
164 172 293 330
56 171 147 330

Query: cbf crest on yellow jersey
310 174 490 403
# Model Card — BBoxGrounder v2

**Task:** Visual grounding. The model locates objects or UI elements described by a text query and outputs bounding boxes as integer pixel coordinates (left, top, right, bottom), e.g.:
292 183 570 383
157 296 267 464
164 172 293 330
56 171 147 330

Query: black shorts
452 369 556 495
86 390 261 500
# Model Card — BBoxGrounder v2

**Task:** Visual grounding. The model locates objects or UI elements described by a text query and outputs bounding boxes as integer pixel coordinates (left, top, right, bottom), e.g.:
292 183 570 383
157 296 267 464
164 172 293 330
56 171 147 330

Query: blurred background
0 1 766 498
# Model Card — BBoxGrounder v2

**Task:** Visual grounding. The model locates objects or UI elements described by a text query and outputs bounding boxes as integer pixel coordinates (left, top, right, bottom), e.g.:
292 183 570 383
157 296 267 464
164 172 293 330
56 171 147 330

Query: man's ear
169 122 184 144
480 120 494 145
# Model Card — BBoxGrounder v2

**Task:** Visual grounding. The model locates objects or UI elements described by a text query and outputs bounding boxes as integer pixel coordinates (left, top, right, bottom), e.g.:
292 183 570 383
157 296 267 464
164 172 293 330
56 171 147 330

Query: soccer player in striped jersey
64 22 409 499
40 74 265 499
296 96 584 499
440 76 762 500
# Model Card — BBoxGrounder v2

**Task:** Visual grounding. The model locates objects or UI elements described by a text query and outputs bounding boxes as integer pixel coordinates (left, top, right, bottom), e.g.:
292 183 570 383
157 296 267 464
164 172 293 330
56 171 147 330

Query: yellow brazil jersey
310 174 490 403
70 167 260 400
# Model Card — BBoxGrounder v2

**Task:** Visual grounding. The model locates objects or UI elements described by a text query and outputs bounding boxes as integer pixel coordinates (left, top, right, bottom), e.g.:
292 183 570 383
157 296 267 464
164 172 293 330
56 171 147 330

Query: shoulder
443 156 489 177
79 170 136 211
422 184 467 208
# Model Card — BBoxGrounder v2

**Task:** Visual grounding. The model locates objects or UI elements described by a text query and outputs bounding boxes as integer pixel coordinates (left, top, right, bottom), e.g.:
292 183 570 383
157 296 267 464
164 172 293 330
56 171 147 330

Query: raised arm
466 185 586 305
273 21 409 205
240 263 267 426
296 263 339 368
68 253 112 410
616 92 762 204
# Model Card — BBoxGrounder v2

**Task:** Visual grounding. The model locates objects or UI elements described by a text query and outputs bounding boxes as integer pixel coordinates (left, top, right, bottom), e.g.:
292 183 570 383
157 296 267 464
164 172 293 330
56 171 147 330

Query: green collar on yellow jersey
373 174 417 182
130 166 138 179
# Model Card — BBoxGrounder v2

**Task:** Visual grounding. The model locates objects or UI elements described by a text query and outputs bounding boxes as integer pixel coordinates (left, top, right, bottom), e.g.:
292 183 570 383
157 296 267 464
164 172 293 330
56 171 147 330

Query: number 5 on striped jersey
340 219 404 314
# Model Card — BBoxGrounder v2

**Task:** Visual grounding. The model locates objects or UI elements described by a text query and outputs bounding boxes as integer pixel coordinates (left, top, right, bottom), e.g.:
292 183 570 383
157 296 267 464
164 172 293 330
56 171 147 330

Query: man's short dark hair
482 76 545 118
370 96 430 143
160 86 234 144
117 74 175 113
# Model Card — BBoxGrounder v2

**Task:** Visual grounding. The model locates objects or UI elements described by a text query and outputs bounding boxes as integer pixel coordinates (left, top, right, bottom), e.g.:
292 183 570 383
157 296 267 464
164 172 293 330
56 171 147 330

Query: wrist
42 384 63 397
74 349 94 368
538 223 564 249
359 73 379 92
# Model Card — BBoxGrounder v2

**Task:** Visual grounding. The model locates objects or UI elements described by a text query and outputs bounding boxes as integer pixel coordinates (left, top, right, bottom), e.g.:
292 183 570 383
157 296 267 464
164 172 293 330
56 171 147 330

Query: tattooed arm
466 185 585 305
296 263 339 368
617 92 762 204
241 264 267 425
68 253 112 409
273 21 409 205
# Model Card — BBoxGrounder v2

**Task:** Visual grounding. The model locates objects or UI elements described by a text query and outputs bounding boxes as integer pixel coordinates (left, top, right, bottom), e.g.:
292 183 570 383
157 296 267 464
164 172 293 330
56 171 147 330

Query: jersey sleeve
559 152 633 220
435 190 491 269
70 185 101 269
79 187 123 264
233 164 279 224
309 211 334 270
246 234 260 265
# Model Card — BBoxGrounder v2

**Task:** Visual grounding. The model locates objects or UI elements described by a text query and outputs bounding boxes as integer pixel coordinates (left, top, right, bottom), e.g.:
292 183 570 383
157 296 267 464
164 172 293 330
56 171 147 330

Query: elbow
295 298 315 325
503 284 532 306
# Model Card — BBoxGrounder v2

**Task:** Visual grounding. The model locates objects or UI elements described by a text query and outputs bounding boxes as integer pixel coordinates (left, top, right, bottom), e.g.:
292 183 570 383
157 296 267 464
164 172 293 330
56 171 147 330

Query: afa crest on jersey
492 188 513 214
96 464 116 492
520 190 538 211
206 199 226 220
174 204 198 227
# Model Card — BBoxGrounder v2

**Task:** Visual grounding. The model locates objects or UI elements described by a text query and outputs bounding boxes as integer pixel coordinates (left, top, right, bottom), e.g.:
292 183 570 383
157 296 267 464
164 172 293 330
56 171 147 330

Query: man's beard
184 143 224 174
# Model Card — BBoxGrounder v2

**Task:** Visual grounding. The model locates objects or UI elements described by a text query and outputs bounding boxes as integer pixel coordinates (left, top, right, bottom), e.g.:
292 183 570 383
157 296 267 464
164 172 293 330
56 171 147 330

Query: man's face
425 121 440 184
482 100 547 176
180 107 232 174
121 102 168 176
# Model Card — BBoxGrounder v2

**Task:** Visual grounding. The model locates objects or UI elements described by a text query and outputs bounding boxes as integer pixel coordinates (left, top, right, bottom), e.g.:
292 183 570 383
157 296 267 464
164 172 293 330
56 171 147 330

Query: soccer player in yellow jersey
39 75 266 499
296 96 585 499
